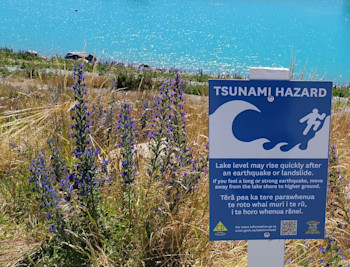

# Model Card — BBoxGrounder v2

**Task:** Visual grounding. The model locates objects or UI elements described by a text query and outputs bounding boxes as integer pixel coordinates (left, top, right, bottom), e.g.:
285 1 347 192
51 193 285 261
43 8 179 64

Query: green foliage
0 67 10 77
333 86 350 98
112 65 140 90
183 83 208 96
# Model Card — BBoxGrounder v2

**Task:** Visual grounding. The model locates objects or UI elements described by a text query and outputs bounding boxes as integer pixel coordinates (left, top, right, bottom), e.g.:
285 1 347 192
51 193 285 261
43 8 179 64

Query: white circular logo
264 232 270 238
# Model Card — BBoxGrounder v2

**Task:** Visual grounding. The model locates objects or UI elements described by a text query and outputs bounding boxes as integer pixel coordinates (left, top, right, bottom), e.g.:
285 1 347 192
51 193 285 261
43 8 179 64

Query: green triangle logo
213 221 228 232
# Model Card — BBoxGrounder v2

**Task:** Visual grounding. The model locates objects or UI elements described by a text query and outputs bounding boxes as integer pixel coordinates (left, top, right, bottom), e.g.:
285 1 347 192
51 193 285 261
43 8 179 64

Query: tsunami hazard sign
209 79 332 241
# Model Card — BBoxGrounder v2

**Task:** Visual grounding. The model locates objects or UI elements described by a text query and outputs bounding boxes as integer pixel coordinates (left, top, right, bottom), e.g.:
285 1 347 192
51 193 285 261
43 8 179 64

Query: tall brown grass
1 65 350 265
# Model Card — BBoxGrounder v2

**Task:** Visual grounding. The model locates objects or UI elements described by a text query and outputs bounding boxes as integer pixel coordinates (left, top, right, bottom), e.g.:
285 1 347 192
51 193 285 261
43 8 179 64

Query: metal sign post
248 67 288 267
209 67 332 267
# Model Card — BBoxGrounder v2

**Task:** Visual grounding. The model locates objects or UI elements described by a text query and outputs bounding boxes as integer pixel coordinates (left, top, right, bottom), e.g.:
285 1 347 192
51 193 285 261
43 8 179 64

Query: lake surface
1 0 350 84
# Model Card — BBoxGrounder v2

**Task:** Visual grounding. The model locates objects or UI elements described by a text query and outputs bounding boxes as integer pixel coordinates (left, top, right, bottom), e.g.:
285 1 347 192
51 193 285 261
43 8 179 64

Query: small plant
321 143 349 265
112 65 139 90
29 153 63 233
26 64 113 265
116 100 137 219
70 64 108 221
147 74 207 207
140 73 208 264
140 99 153 131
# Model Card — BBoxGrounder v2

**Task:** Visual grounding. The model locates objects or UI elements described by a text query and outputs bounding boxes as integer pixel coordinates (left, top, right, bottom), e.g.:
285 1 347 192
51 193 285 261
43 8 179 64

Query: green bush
0 67 10 77
333 86 350 98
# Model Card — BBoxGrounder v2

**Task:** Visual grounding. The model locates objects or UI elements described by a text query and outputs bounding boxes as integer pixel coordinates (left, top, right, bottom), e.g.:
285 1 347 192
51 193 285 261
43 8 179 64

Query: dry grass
0 239 40 267
1 69 350 266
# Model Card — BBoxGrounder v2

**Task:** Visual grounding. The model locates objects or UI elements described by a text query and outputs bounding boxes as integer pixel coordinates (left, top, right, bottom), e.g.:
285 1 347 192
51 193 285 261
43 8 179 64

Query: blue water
1 0 350 84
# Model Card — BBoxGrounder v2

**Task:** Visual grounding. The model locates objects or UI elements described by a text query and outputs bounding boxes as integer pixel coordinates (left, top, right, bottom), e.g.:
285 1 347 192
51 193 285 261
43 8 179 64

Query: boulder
65 52 87 60
138 64 151 71
25 50 38 56
86 54 96 64
64 52 96 63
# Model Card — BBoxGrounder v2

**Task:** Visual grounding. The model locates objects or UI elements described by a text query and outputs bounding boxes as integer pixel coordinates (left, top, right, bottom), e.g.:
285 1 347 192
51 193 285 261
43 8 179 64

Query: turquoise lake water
1 0 350 84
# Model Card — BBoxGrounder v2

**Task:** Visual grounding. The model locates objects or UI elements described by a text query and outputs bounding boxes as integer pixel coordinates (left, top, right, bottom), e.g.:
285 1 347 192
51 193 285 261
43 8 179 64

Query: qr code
281 220 297 235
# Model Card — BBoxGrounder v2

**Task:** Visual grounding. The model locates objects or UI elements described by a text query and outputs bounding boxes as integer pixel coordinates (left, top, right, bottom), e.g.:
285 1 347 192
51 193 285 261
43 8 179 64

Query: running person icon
299 108 326 136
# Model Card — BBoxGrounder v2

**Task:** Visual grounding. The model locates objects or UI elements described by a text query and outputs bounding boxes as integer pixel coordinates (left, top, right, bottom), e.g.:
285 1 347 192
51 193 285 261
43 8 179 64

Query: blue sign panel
209 79 332 240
